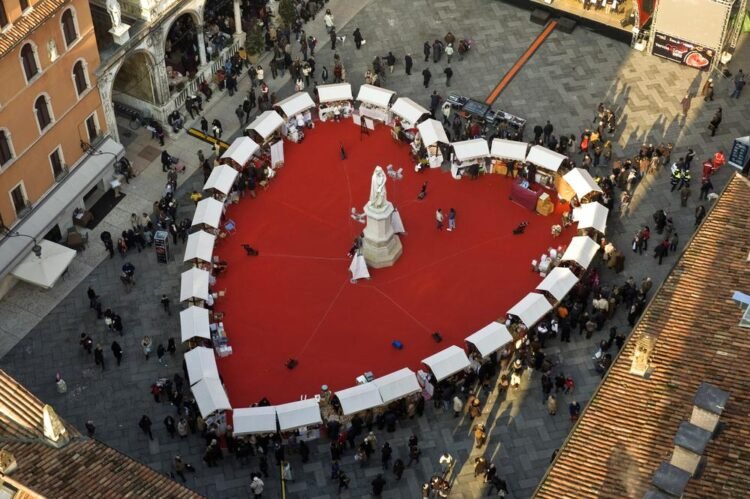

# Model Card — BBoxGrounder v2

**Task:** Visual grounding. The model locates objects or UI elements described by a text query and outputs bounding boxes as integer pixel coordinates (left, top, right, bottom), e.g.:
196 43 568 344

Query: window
50 147 64 179
35 95 52 131
20 43 39 81
85 113 98 142
10 184 27 216
0 1 8 28
73 60 87 95
20 0 29 11
0 130 12 166
61 9 78 46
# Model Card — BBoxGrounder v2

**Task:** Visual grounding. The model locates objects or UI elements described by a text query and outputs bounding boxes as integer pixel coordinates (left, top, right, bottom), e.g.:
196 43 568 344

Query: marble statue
106 0 122 28
368 166 388 209
47 39 58 61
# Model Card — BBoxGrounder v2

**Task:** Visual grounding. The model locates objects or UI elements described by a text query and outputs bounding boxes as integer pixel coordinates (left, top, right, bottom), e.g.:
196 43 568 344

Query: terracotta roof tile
0 0 68 59
534 173 750 499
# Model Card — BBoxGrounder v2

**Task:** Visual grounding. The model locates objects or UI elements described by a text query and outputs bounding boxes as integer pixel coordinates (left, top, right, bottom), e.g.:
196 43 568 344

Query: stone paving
1 0 748 497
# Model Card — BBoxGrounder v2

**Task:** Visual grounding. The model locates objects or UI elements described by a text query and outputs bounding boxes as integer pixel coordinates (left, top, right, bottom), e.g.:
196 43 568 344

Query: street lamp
1 230 42 257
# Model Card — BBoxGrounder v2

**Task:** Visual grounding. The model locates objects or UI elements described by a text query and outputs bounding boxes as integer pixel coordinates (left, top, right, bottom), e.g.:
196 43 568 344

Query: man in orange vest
713 150 726 171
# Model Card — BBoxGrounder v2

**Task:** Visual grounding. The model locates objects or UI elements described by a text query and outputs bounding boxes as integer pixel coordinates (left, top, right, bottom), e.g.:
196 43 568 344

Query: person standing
381 442 392 470
543 121 554 146
85 420 96 437
371 474 386 497
324 9 335 32
730 69 746 98
695 205 706 226
94 344 105 371
404 53 413 75
330 27 337 50
234 104 245 127
87 286 98 309
111 340 123 366
164 415 177 438
436 208 444 230
670 233 679 253
160 294 171 315
141 335 152 360
422 68 432 88
157 344 168 367
444 66 453 86
200 116 208 135
392 458 405 480
423 41 431 62
139 415 153 440
353 28 363 49
386 51 396 73
701 77 714 101
173 456 187 482
445 43 454 63
447 208 456 231
250 476 264 497
709 108 722 137
80 333 94 354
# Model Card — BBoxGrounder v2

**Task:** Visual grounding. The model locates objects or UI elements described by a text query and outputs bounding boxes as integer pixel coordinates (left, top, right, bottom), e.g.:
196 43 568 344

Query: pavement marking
186 128 231 151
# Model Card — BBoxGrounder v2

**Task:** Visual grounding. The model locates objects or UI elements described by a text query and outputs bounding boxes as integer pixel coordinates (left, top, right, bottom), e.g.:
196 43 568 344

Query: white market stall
179 306 211 342
561 236 600 269
276 398 322 431
233 406 278 435
560 168 603 202
335 383 384 416
180 267 210 303
536 267 579 302
390 97 430 129
184 230 216 265
246 110 285 146
316 83 353 121
185 346 220 385
192 376 231 417
490 139 528 175
275 92 316 143
451 139 490 179
10 240 76 290
422 345 471 381
526 145 567 187
416 119 449 168
465 322 513 358
372 368 421 404
203 164 238 199
191 197 224 232
507 292 553 328
573 201 609 235
356 84 395 123
220 136 260 168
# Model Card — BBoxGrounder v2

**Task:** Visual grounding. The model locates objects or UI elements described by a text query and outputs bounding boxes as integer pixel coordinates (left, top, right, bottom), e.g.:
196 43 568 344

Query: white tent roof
246 111 285 140
453 139 490 162
574 202 609 234
491 138 529 161
233 406 278 435
220 136 259 166
561 235 600 268
276 92 316 118
191 197 224 229
507 292 553 327
185 346 219 385
10 240 76 289
390 97 429 125
465 322 514 358
184 230 216 263
536 267 579 302
317 83 353 103
336 383 384 416
356 84 395 108
179 306 211 342
416 119 449 146
372 368 421 404
422 345 471 381
562 168 603 201
180 267 210 302
192 377 231 417
204 164 238 195
526 145 567 172
275 398 322 431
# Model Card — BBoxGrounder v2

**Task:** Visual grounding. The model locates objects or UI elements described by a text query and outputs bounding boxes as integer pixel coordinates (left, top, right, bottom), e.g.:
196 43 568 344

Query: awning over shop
317 83 353 103
184 230 216 264
574 202 609 234
356 84 395 108
452 139 490 162
233 406 278 435
491 138 529 162
180 267 210 302
191 198 224 229
246 111 285 140
221 137 259 166
10 240 76 289
192 377 231 417
561 236 600 268
185 346 219 385
275 398 322 431
336 383 384 416
526 145 567 172
390 97 430 125
179 306 211 342
465 322 513 357
416 119 449 146
276 92 316 118
507 292 553 327
372 368 421 404
536 267 579 302
561 168 603 201
422 345 471 381
203 164 238 195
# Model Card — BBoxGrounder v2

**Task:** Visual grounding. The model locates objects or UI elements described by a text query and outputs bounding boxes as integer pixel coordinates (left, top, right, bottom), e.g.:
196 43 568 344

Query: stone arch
163 10 202 78
111 49 159 105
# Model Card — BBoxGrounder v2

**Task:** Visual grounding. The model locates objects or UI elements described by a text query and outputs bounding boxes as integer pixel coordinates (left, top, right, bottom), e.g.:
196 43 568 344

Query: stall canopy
390 97 430 125
317 82 353 103
203 164 239 195
536 267 579 302
191 197 224 229
184 346 219 385
220 136 259 166
233 406 278 435
276 91 316 118
10 240 76 289
561 236 600 268
574 202 609 234
561 168 603 201
356 84 396 108
275 398 322 431
452 139 490 162
526 145 567 172
416 119 449 146
422 345 471 381
246 111 285 140
179 306 211 342
336 383 384 416
180 267 210 302
465 322 513 358
192 377 231 417
184 230 216 263
491 139 529 162
507 292 553 327
372 368 421 404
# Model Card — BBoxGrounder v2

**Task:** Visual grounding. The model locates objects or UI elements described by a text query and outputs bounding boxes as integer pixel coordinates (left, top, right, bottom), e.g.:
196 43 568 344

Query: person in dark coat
422 68 431 88
353 28 363 49
423 41 431 62
111 341 123 365
709 107 722 136
444 66 453 86
404 53 413 75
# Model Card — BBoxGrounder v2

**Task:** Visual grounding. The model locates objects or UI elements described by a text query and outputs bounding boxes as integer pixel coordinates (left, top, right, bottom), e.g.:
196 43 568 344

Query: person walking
234 105 245 127
353 28 364 49
444 66 453 86
670 233 679 253
423 41 431 62
393 458 405 480
422 67 432 88
85 420 96 437
200 116 208 135
386 51 396 73
164 415 177 438
141 335 152 360
94 344 105 371
730 69 746 98
404 53 413 75
445 43 454 63
157 344 168 367
447 208 456 231
695 204 706 226
701 78 714 101
381 442 392 470
709 108 722 137
371 474 386 497
474 423 487 448
139 415 153 440
407 443 421 466
87 286 98 309
337 471 350 492
80 333 94 354
436 208 444 230
330 27 337 50
547 394 558 415
160 294 171 315
173 456 187 482
250 476 264 497
111 340 123 366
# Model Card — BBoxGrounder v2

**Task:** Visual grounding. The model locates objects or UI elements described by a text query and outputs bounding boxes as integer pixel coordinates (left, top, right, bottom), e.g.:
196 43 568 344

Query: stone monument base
362 201 403 268
109 24 131 45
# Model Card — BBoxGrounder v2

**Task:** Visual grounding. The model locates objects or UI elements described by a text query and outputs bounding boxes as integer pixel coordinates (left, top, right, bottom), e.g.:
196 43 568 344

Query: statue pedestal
109 24 131 45
362 201 402 268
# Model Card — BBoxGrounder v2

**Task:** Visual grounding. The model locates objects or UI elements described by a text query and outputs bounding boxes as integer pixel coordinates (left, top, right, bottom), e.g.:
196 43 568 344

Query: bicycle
129 110 146 130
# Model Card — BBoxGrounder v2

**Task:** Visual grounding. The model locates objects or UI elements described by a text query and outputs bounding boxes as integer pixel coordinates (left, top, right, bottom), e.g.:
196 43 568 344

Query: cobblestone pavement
1 0 747 497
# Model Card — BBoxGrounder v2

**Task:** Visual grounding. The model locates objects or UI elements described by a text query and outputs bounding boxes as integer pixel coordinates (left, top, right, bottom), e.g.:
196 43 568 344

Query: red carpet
215 121 572 407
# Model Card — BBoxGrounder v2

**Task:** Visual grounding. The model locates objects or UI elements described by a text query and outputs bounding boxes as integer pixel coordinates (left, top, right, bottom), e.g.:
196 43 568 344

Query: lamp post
2 230 42 257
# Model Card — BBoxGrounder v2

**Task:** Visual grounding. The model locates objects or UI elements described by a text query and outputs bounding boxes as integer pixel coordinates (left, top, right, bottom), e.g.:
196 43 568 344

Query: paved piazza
1 0 747 497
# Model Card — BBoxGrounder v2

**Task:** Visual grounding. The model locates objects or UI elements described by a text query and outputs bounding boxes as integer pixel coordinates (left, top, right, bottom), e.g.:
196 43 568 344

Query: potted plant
244 20 265 64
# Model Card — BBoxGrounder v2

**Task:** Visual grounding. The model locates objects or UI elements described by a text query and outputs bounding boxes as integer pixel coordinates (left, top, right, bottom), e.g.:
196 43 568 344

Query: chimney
0 449 17 475
651 461 691 498
630 332 656 377
670 422 711 476
690 382 728 433
42 404 69 448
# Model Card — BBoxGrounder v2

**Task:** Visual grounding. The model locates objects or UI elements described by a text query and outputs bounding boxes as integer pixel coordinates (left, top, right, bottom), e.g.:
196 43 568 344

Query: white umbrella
11 240 76 289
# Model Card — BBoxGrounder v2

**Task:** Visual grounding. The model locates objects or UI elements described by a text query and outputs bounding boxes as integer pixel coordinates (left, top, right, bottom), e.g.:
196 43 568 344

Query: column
97 72 120 144
148 29 171 105
233 0 245 44
197 29 207 67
